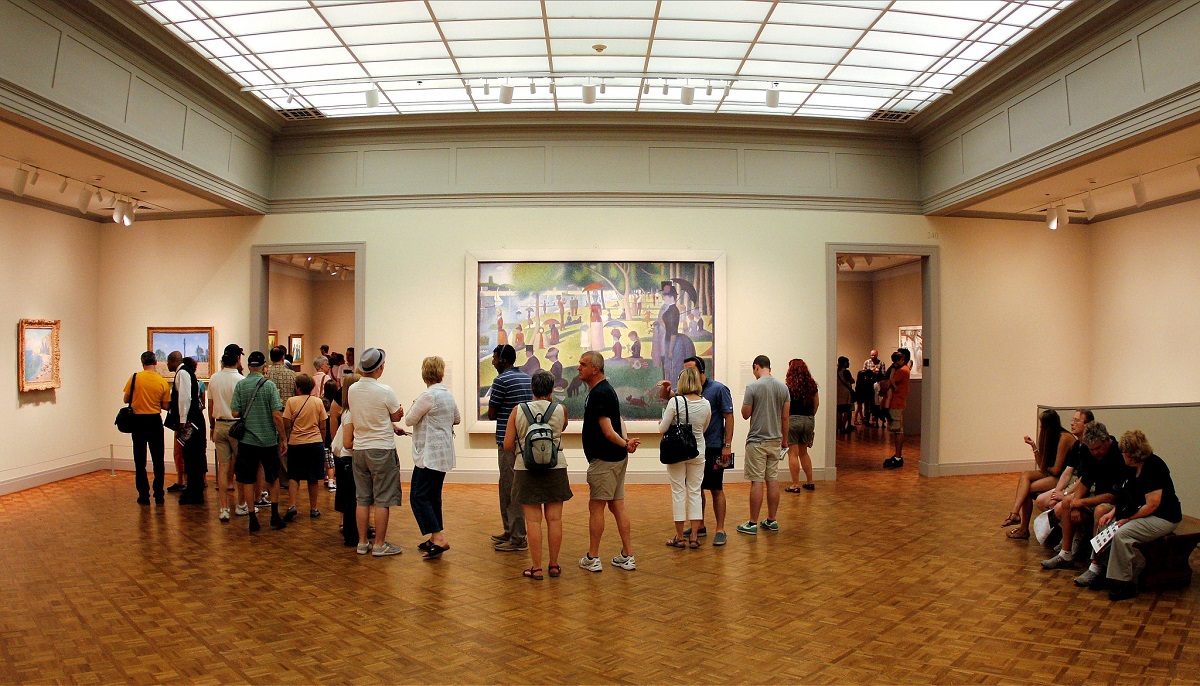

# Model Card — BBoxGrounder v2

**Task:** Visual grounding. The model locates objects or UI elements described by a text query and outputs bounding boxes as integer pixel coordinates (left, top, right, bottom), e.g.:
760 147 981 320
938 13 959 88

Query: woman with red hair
784 358 819 492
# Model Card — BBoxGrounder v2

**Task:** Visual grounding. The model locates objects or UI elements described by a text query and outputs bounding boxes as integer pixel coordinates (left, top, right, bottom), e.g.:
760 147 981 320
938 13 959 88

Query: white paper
1090 521 1119 554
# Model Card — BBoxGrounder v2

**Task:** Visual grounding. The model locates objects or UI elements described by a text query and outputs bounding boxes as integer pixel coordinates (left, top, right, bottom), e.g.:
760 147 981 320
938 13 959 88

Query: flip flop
785 486 803 493
423 543 449 559
523 567 544 580
1006 528 1030 540
665 537 686 549
1001 512 1021 527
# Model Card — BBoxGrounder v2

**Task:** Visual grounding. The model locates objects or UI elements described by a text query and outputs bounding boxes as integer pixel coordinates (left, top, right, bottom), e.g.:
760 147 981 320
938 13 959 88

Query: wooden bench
1136 517 1200 590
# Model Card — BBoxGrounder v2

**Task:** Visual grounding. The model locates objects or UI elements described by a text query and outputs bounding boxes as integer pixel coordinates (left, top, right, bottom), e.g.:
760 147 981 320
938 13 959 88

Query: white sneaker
218 508 230 522
612 553 636 571
356 542 371 555
578 554 602 572
372 542 404 557
235 503 248 516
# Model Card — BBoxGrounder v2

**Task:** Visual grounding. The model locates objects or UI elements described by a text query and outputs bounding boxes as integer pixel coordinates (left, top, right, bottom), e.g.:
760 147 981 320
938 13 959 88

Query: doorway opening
826 245 939 479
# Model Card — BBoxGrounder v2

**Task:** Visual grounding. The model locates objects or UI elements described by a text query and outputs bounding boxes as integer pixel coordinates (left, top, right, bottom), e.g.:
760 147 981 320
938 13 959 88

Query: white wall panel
550 145 648 187
183 109 232 176
1065 41 1143 131
127 78 186 153
1008 80 1070 157
0 0 59 93
274 151 359 198
53 36 131 127
1137 2 1200 99
649 147 739 187
836 152 918 198
456 146 546 186
363 148 452 193
744 149 831 189
961 111 1010 180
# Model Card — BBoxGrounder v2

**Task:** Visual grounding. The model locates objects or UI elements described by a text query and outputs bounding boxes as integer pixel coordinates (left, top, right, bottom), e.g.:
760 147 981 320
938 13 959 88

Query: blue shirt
489 366 532 445
700 377 734 448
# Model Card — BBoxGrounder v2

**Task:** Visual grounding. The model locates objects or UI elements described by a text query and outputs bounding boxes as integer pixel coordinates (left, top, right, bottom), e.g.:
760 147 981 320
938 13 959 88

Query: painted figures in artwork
477 261 716 422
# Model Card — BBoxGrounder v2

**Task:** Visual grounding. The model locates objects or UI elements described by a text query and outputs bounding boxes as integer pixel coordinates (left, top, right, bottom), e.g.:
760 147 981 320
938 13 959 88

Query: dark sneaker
136 496 151 505
490 533 511 544
283 506 297 522
759 519 780 532
883 456 904 469
494 539 528 552
1074 568 1099 587
167 483 185 493
683 527 708 538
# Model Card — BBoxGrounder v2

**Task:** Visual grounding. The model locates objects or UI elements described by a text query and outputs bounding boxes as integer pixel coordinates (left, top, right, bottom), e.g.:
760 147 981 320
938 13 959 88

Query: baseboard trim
0 457 111 497
925 460 1028 477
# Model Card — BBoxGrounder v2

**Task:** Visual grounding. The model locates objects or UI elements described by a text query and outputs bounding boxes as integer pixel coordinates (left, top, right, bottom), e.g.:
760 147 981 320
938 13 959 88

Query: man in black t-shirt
577 351 641 573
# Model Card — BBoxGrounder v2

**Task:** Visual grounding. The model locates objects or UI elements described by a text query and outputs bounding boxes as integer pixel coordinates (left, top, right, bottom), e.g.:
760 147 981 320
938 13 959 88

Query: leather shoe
1108 581 1137 601
1087 574 1110 592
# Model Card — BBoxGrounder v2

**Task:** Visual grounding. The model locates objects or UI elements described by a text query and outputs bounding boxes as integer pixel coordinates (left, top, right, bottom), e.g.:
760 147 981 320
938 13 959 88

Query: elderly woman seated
1079 430 1182 601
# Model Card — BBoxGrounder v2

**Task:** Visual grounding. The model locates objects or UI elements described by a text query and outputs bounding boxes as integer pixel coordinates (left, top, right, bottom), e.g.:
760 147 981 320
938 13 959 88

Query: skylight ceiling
133 0 1072 121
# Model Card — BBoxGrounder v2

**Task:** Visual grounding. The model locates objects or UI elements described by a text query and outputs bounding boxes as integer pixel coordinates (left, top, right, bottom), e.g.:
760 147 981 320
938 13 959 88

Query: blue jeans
410 466 447 535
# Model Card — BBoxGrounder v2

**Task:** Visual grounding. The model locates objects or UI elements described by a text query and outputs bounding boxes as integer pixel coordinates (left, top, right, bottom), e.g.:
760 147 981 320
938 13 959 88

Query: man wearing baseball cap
231 351 288 532
343 347 406 556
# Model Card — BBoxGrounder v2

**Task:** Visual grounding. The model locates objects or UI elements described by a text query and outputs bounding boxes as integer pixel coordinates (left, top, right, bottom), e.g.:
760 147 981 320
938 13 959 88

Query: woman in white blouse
405 356 461 559
660 366 711 549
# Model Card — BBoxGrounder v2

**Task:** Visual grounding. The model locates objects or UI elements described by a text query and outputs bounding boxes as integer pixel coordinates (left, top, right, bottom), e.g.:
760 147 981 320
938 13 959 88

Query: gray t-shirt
742 374 789 443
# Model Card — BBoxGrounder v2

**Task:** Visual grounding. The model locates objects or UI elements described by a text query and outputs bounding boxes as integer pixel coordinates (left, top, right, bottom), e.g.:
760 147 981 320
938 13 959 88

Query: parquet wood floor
1 434 1197 684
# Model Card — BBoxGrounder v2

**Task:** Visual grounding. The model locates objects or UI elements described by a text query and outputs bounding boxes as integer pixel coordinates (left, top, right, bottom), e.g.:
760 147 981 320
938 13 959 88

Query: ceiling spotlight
766 84 780 108
845 256 856 269
76 186 92 214
499 84 514 104
549 80 556 95
465 82 473 97
681 85 695 105
1055 205 1070 228
723 83 731 98
706 81 713 97
599 80 606 95
642 81 649 95
286 91 295 104
58 177 69 194
123 202 136 227
365 88 380 108
484 81 491 96
1132 176 1148 206
1045 205 1059 230
1083 192 1097 220
12 167 28 196
306 256 314 263
530 80 536 94
662 80 669 96
29 169 39 186
582 84 597 104
112 198 129 224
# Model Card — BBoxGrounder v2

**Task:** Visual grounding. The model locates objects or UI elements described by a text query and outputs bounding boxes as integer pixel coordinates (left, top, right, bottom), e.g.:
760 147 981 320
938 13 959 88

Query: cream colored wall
1089 200 1200 404
934 217 1092 469
267 268 312 361
311 279 354 358
872 265 922 354
89 206 1096 481
836 276 873 369
0 199 105 492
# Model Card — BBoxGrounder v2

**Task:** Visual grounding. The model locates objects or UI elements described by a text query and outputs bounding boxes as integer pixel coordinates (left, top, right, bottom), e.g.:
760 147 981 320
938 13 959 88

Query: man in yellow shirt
123 351 172 504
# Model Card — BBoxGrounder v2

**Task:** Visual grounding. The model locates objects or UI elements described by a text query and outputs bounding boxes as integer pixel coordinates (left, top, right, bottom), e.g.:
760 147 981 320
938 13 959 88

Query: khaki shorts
352 448 402 508
212 419 238 465
888 408 904 433
788 416 815 447
587 458 628 501
744 442 779 482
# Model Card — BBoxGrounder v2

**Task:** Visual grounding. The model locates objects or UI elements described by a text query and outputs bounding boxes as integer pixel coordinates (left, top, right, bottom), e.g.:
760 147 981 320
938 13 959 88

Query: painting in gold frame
147 326 215 380
19 319 61 392
288 333 304 365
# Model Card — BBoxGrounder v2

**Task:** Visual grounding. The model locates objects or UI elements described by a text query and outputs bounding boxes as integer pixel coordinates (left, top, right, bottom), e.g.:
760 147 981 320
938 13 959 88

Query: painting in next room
476 260 717 423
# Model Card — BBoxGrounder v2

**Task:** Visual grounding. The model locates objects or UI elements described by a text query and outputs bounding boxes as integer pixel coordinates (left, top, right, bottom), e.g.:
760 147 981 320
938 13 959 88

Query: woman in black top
1094 430 1181 600
783 358 819 493
1002 409 1074 539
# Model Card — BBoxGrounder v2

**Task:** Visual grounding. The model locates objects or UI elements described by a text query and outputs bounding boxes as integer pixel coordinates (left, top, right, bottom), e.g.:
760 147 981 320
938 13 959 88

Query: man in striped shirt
488 344 533 552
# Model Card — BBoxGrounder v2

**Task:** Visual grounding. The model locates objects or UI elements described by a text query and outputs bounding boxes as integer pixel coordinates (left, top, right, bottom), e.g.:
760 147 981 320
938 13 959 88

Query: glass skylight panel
1003 4 1052 26
917 73 955 89
449 39 548 58
337 23 442 45
272 63 366 84
455 56 551 74
841 48 935 72
550 38 649 58
547 18 656 39
756 24 864 48
552 55 646 73
363 58 457 78
176 20 219 42
432 0 542 21
647 57 744 76
956 42 1001 62
651 39 750 60
545 1 657 19
657 0 771 23
145 1 199 24
198 38 240 58
239 28 340 52
892 1 1006 21
215 9 326 35
856 31 958 55
739 60 833 80
653 19 763 43
980 23 1022 44
317 2 430 27
258 47 356 69
304 92 377 108
350 42 449 61
749 43 847 65
438 19 545 41
873 11 977 39
805 92 890 110
771 3 883 30
830 65 920 86
219 55 259 73
238 71 276 87
195 1 310 17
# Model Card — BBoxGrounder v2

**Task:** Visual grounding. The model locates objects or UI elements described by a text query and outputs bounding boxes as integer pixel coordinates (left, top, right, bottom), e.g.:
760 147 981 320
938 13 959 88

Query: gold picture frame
288 333 304 365
268 329 278 349
19 319 61 392
147 326 215 380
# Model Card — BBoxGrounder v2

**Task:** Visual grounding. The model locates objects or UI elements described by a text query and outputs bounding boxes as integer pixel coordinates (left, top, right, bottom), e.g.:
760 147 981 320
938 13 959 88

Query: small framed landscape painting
147 326 215 380
268 329 278 349
19 319 61 392
288 334 304 365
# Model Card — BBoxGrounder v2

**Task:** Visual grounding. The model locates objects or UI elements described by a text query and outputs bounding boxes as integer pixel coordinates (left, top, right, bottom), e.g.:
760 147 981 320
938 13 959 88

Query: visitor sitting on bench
1040 420 1123 572
1001 409 1075 539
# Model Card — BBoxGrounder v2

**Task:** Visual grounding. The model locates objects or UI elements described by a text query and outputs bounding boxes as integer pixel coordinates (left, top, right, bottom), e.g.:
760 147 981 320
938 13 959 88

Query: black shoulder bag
229 377 268 441
660 396 699 465
115 373 137 433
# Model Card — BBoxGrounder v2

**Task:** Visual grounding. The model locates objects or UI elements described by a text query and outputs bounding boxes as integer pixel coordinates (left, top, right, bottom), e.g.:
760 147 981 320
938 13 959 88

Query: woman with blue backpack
504 370 570 580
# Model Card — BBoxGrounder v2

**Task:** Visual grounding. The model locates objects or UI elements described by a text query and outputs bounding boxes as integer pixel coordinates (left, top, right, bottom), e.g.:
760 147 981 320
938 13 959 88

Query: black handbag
228 377 268 441
660 396 699 465
115 373 137 433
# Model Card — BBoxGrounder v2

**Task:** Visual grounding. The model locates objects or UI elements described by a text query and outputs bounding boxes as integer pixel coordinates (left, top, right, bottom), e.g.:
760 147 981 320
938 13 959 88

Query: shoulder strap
520 401 536 424
538 401 558 424
127 373 137 408
674 395 688 425
245 376 269 411
286 395 311 440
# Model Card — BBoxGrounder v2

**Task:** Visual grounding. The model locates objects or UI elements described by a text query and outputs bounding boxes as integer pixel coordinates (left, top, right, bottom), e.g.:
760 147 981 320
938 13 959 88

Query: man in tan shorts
737 355 790 536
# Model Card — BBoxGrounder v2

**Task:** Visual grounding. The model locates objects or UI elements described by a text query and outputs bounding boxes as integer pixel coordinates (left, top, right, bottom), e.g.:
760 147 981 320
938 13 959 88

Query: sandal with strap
665 537 686 549
548 565 562 578
523 567 544 580
1006 527 1030 540
688 539 701 549
784 486 803 493
1001 512 1021 527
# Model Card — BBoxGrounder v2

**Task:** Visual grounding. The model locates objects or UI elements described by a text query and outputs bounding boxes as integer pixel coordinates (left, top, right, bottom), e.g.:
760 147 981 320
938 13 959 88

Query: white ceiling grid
132 0 1071 120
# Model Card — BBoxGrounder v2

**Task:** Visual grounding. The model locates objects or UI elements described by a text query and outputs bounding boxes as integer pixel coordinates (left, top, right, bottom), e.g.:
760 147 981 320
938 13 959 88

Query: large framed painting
288 333 305 365
899 325 923 380
466 251 726 434
147 327 214 380
18 319 60 392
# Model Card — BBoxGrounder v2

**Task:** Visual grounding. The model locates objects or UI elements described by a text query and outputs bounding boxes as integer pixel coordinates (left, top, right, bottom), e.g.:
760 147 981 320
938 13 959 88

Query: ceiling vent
278 107 326 121
868 108 916 123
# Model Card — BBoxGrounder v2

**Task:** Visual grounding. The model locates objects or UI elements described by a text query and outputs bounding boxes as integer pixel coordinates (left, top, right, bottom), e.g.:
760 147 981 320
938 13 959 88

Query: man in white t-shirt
208 344 246 521
343 347 405 557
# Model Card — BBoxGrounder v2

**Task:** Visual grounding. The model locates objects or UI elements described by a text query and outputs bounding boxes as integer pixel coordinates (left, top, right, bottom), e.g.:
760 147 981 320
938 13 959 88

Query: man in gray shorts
737 355 789 536
343 347 405 557
577 351 641 572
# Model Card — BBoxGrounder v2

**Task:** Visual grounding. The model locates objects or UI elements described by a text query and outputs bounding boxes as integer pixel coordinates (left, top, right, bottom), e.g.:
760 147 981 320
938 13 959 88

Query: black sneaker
136 496 150 505
154 496 165 505
883 456 904 469
1108 581 1137 601
283 505 297 522
167 483 185 493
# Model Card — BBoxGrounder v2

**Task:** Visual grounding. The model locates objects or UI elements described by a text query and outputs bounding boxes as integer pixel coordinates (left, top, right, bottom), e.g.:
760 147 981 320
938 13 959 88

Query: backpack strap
537 401 558 425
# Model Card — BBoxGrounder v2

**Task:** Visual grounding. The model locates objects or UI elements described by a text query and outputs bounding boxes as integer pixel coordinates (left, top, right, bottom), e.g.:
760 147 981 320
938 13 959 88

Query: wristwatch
724 443 732 448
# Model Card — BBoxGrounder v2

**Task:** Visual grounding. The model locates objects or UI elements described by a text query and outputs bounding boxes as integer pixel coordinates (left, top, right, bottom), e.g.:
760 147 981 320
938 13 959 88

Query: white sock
1059 549 1072 561
1089 562 1102 573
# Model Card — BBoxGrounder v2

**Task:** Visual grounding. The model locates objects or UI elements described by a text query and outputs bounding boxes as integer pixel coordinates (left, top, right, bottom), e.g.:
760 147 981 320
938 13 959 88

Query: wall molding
0 455 112 497
925 459 1029 478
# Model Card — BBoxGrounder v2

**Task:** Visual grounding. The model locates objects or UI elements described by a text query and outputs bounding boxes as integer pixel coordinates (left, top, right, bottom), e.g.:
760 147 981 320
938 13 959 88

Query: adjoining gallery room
2 0 1200 683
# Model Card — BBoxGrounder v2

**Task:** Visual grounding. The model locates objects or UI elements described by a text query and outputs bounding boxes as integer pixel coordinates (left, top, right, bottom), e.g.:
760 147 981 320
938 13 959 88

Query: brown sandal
1005 528 1030 540
523 567 544 580
547 565 562 578
1001 512 1021 527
